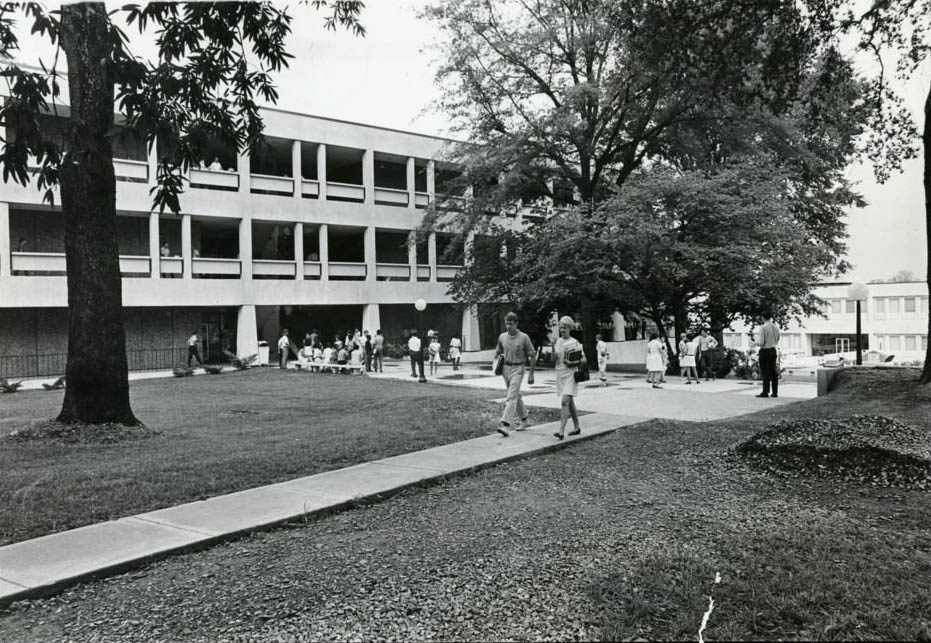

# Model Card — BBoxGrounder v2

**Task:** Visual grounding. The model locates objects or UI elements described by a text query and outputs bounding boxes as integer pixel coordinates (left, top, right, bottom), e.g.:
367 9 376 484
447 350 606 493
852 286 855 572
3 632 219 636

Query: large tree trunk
57 3 139 425
921 81 931 385
579 295 598 370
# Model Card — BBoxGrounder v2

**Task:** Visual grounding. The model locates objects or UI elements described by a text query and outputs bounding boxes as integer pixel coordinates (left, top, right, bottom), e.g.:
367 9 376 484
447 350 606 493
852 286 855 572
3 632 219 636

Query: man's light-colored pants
500 364 528 426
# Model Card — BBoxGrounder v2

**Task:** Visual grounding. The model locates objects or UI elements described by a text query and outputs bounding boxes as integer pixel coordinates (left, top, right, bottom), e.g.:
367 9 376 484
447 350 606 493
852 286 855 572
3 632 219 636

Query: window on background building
922 335 928 350
921 297 929 313
890 336 901 350
845 299 856 314
905 297 916 313
906 336 917 350
831 299 842 314
874 298 885 314
889 298 900 314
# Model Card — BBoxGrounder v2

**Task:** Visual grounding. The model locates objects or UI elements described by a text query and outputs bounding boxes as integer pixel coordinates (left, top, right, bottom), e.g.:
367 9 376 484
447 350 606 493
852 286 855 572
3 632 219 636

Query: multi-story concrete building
0 103 530 378
723 281 929 362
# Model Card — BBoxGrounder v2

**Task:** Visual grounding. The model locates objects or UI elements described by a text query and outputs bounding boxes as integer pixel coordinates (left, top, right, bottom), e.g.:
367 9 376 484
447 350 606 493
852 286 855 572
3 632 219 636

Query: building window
890 335 901 350
889 298 900 314
845 299 856 314
922 335 928 351
921 297 929 314
874 298 885 314
905 297 916 313
831 299 842 314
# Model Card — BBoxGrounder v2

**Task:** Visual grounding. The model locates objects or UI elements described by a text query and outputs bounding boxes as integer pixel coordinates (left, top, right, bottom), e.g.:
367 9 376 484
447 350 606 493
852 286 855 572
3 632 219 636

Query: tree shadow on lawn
0 369 561 546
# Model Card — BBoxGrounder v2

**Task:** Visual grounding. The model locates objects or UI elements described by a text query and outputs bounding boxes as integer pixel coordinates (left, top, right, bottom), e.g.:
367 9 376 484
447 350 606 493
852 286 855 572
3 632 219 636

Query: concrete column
294 222 304 280
362 303 381 335
239 217 253 280
148 212 160 279
319 223 329 281
292 140 301 198
236 304 259 360
238 149 250 195
406 157 416 209
408 231 417 283
181 214 192 280
317 144 327 201
363 149 374 205
611 310 625 341
364 225 376 282
0 202 10 277
462 306 481 351
147 137 158 191
426 160 435 201
428 232 437 283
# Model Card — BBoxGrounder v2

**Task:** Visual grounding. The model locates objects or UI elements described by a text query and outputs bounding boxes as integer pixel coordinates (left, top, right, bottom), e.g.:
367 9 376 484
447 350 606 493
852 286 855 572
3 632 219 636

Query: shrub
0 378 23 393
223 349 258 370
42 376 66 391
172 367 194 378
382 343 409 360
203 365 224 375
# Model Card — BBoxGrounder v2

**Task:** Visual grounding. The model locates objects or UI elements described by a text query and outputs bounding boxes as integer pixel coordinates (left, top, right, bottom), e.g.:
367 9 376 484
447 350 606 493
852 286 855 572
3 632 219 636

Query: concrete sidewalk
0 412 643 608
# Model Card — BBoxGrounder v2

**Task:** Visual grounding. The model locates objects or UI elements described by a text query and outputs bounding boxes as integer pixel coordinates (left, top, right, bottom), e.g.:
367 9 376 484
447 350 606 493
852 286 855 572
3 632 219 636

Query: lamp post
848 282 869 365
414 298 427 382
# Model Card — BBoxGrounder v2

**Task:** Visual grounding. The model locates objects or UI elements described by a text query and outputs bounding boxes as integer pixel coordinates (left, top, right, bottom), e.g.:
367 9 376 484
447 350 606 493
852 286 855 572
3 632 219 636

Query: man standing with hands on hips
755 312 781 398
494 311 536 436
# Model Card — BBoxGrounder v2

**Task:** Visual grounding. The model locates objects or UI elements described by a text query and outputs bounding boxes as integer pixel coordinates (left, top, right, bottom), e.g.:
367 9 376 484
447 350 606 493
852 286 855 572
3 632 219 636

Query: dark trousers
410 353 424 379
700 351 715 379
759 347 778 396
187 345 203 367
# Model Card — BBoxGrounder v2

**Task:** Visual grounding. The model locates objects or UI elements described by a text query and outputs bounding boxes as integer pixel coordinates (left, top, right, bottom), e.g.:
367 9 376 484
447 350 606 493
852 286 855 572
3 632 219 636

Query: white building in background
723 281 929 362
1 99 557 378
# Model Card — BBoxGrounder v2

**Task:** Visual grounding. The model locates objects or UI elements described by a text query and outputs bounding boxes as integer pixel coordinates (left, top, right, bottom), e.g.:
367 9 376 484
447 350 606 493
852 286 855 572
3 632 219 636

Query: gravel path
3 396 931 641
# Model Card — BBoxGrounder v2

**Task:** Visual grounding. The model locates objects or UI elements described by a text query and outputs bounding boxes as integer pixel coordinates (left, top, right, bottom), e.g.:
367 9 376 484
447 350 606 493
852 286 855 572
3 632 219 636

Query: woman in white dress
448 335 462 371
645 332 667 388
680 333 699 383
554 316 585 440
429 337 442 375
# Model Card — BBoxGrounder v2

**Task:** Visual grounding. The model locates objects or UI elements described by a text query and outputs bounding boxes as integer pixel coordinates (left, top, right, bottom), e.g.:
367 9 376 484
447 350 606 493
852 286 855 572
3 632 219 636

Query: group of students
645 328 719 388
407 330 463 382
278 328 386 373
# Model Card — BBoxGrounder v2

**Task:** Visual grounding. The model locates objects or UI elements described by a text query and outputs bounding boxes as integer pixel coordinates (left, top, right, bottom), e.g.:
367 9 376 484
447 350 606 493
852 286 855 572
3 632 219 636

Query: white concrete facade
0 104 502 362
723 281 929 360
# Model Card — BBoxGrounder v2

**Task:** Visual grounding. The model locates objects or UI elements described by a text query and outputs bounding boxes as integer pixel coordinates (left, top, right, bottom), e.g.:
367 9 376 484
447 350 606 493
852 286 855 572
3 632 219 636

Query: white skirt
555 367 578 397
681 355 696 368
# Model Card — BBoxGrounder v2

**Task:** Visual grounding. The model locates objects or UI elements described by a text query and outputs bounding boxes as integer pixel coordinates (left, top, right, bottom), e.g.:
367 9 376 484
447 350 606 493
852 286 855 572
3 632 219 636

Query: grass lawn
0 368 560 547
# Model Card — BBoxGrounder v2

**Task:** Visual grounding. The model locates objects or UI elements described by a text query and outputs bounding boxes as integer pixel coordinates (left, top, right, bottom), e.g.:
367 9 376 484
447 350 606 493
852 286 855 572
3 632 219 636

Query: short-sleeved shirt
596 340 608 357
278 335 289 350
756 322 780 349
496 331 534 365
408 336 422 353
374 335 385 351
187 334 198 347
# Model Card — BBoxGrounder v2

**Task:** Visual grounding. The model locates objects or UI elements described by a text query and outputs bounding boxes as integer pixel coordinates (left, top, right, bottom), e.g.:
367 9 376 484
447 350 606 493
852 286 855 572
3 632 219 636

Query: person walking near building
408 329 426 382
277 328 291 369
595 332 609 386
363 331 373 373
697 328 718 381
448 334 462 371
494 311 536 436
755 313 781 398
428 335 442 376
554 316 584 439
373 329 385 373
646 332 666 388
187 330 204 367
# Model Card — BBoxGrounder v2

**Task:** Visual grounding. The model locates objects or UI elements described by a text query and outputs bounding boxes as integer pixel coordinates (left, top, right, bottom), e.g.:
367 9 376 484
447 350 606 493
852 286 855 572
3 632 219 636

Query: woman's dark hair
649 332 658 340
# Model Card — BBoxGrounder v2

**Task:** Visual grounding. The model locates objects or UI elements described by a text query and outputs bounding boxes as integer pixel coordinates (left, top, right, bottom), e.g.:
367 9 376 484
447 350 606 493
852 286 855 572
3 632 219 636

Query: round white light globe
414 298 427 312
848 282 869 301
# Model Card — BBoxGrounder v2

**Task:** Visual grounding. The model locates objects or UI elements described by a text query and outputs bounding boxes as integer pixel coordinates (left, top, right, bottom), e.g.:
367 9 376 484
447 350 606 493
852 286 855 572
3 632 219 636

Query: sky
8 0 928 284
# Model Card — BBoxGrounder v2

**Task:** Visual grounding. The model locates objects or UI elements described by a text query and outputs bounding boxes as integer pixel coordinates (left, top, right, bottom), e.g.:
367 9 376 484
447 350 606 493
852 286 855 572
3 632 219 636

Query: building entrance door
201 312 227 363
835 337 849 354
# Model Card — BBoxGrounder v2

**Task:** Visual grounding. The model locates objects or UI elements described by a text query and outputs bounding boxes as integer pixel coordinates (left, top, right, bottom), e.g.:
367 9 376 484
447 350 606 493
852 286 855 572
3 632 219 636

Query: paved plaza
0 364 816 608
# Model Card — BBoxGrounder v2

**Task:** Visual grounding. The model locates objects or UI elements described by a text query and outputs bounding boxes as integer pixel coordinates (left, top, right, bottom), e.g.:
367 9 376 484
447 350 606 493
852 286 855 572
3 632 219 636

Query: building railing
328 261 367 278
251 173 294 195
326 181 365 201
114 158 149 183
190 168 239 190
301 179 320 198
417 264 431 280
436 265 463 282
414 192 430 208
303 261 322 278
253 259 296 277
373 186 408 207
159 257 183 275
192 257 241 276
11 253 150 275
375 263 411 280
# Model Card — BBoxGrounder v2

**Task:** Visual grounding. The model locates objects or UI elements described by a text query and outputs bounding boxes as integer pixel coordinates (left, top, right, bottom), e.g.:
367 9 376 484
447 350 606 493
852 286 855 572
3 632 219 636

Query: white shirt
350 349 362 364
278 335 290 351
187 334 198 347
449 338 461 349
323 347 334 363
596 340 608 358
408 336 422 353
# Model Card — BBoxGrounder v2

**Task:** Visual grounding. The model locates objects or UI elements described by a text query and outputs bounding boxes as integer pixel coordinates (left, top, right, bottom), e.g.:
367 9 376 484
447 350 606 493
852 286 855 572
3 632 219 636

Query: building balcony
326 181 365 202
436 265 462 282
328 261 367 279
373 187 409 207
190 168 239 191
192 257 241 277
250 173 294 196
253 259 296 278
375 263 411 280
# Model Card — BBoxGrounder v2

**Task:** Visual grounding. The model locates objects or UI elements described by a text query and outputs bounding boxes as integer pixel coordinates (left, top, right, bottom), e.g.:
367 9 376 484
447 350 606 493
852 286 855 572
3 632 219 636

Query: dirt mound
730 415 931 490
4 420 162 445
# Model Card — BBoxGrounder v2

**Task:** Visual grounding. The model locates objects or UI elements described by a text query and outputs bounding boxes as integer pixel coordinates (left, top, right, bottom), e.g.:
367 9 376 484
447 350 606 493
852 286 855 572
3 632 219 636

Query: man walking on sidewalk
755 313 781 398
494 311 536 436
408 329 426 382
187 330 203 367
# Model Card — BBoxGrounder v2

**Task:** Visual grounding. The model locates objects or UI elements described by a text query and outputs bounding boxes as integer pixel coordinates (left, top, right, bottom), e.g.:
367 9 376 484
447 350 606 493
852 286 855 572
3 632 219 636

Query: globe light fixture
414 298 427 312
